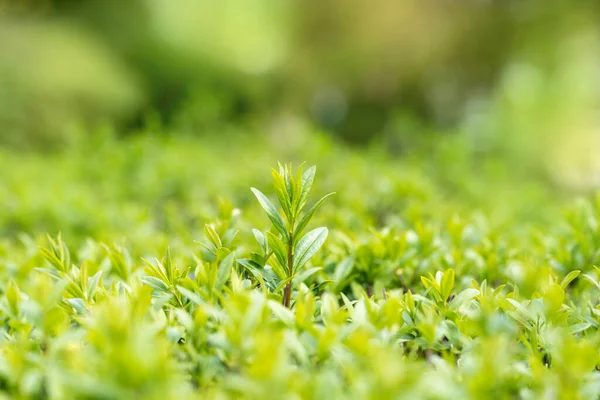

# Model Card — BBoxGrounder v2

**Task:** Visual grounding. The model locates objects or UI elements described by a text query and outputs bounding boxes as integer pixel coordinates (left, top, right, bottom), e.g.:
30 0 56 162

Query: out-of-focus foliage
0 19 143 148
2 129 600 398
2 0 600 189
0 128 557 251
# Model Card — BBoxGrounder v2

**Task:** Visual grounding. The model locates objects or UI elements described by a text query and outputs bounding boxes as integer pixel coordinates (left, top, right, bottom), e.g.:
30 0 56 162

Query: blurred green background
2 0 600 243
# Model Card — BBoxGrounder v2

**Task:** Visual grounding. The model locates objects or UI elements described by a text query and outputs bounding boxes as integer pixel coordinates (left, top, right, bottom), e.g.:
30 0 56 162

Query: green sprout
251 163 334 307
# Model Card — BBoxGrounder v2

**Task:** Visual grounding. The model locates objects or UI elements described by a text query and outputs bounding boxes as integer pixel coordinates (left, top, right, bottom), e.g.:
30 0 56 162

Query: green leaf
260 266 280 290
268 300 295 326
236 257 261 271
560 270 580 289
67 298 88 315
103 244 131 280
449 288 479 310
421 276 440 293
252 229 269 255
292 163 303 210
294 193 335 238
177 286 204 305
87 270 103 301
251 188 289 242
267 262 287 281
35 267 63 280
340 292 355 313
195 240 217 256
140 276 170 292
543 283 564 312
568 322 592 334
504 298 535 322
237 258 268 288
293 227 328 273
582 274 600 290
39 247 66 273
293 267 322 286
272 168 293 223
274 276 294 293
204 224 222 248
440 269 455 301
311 280 333 292
142 257 169 283
278 163 291 204
222 229 239 248
215 251 235 291
6 280 20 314
295 165 315 214
333 257 354 286
417 323 436 344
164 248 174 282
266 231 288 272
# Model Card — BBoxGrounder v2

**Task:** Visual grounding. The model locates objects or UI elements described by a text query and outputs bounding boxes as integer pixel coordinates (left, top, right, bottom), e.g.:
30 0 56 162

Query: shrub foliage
1 134 600 399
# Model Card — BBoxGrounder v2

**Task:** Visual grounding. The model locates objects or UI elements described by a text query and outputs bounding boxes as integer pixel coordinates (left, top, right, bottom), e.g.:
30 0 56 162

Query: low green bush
1 132 599 399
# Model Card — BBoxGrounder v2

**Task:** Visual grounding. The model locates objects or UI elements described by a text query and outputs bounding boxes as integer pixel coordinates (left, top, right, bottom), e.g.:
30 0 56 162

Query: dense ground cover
1 130 600 399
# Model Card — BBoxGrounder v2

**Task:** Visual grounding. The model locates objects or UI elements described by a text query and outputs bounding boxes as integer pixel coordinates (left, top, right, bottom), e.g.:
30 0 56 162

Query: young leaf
142 257 169 283
35 267 63 280
87 270 103 301
293 267 322 286
568 322 592 334
268 300 295 326
177 286 204 305
67 298 88 315
504 298 535 321
140 276 170 292
215 252 235 291
582 274 600 290
6 280 20 314
40 247 67 273
271 168 293 222
449 288 479 310
333 257 354 285
278 162 293 199
266 231 287 264
274 276 294 293
103 244 131 281
267 262 287 281
252 229 269 255
297 166 316 213
294 193 335 238
560 270 580 289
195 240 217 256
237 258 268 288
292 163 303 209
440 269 455 301
543 283 564 312
293 227 328 273
222 229 239 248
79 260 89 290
204 224 222 248
164 248 174 282
251 188 289 242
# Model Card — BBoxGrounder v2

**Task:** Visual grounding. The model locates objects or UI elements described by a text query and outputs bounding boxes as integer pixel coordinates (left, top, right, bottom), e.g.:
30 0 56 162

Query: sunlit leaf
293 227 328 273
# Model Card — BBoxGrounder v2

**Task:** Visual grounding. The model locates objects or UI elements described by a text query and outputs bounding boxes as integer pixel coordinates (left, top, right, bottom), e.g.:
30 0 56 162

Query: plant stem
283 233 293 307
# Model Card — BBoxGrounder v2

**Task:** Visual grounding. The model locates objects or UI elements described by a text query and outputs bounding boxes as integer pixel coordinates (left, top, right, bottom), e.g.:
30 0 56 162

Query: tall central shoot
251 163 333 307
